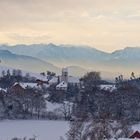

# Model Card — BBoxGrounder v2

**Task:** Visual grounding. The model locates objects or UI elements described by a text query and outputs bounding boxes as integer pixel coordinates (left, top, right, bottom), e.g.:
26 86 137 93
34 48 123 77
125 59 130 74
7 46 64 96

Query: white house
56 81 67 91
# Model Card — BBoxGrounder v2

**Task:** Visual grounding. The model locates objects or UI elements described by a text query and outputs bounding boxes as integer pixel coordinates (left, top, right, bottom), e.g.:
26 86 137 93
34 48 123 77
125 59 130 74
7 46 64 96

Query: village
1 68 80 92
0 68 140 139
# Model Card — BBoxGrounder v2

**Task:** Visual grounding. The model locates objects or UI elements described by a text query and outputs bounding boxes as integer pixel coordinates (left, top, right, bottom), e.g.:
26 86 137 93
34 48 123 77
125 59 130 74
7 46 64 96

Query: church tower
61 68 68 83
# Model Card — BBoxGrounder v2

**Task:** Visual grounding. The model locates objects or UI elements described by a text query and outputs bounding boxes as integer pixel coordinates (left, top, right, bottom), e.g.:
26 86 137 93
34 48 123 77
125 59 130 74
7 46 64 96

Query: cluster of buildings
0 68 117 94
11 68 80 91
51 68 80 91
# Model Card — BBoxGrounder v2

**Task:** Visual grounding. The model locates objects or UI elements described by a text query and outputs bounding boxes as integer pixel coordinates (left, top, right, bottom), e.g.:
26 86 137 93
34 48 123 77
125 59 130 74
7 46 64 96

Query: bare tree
59 102 72 120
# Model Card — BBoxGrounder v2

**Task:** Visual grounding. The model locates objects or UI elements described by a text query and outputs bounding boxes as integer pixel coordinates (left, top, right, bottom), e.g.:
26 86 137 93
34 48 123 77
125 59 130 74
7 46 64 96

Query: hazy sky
0 0 140 52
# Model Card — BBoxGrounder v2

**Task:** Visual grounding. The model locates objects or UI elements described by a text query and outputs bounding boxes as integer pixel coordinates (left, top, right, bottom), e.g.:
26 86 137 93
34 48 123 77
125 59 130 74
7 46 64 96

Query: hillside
0 50 60 74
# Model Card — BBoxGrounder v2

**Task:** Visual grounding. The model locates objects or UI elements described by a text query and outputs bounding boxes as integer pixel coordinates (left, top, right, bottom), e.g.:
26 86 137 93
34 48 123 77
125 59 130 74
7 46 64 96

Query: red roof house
129 131 140 139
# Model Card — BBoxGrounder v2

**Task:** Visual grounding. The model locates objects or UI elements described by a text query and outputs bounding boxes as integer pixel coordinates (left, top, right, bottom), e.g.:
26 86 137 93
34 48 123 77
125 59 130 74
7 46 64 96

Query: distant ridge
0 49 60 73
0 44 140 79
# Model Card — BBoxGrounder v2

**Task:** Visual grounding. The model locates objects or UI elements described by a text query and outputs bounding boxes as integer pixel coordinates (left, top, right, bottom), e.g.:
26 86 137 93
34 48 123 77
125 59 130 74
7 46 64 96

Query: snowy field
0 120 140 140
0 120 69 140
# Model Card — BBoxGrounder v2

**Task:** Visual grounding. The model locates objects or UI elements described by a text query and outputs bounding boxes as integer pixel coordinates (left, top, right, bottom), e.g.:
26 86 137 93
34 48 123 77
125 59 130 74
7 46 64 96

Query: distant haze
0 44 140 80
0 0 140 52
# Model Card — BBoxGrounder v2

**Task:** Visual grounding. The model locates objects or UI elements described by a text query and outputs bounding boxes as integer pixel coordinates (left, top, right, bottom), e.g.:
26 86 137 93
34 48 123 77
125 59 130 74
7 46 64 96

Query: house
56 81 67 91
0 87 7 97
11 82 25 94
13 82 38 89
129 131 140 139
36 79 49 86
12 82 49 91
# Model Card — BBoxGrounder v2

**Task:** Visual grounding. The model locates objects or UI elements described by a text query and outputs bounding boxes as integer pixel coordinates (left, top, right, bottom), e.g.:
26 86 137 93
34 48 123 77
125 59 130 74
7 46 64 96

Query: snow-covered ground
47 101 62 112
0 120 69 140
112 123 140 140
1 120 140 140
133 123 140 131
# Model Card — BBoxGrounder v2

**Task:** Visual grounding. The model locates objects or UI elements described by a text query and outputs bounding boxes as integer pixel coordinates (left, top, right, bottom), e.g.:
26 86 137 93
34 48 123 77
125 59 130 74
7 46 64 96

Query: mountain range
0 43 140 79
0 49 60 74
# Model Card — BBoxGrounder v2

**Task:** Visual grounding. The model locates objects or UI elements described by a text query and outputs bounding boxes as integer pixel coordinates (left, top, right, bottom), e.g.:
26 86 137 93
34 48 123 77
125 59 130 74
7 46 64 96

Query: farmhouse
12 81 49 91
129 131 140 139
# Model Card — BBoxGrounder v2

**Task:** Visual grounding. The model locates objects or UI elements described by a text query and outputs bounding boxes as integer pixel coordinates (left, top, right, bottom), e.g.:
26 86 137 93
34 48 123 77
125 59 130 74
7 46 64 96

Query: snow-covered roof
100 84 116 91
56 81 67 88
49 76 58 84
35 75 48 81
14 82 38 89
14 82 49 89
118 138 140 140
68 76 80 84
0 87 7 92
